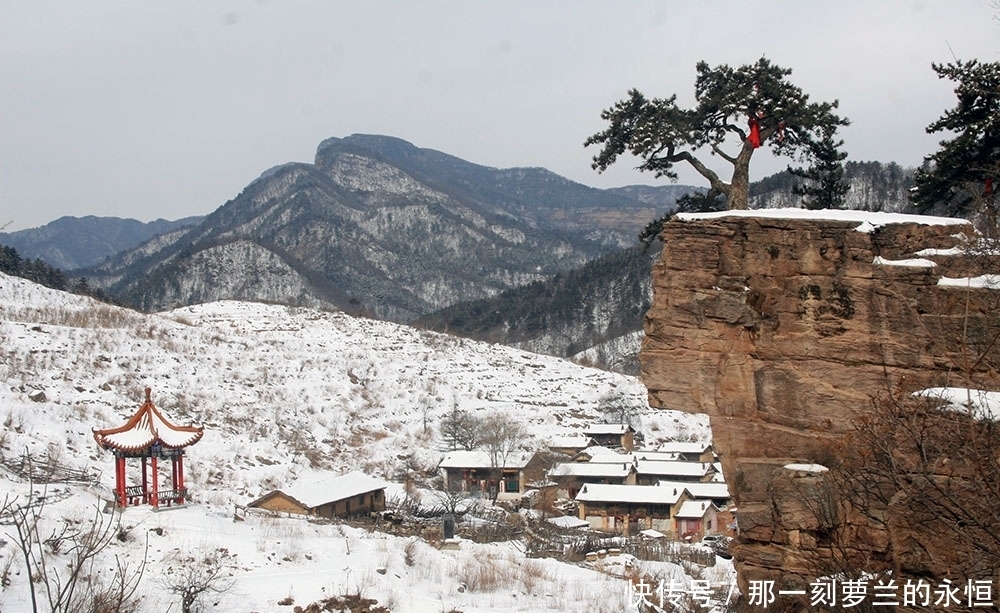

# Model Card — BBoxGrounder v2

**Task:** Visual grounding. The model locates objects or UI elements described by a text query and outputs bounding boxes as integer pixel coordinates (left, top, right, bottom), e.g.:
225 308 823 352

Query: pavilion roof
93 388 204 453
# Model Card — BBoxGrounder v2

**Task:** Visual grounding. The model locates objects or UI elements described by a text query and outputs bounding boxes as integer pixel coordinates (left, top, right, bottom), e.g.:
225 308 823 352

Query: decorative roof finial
145 387 152 402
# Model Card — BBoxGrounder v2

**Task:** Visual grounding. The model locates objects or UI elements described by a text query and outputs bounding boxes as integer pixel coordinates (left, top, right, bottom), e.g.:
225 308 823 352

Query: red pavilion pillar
176 453 185 503
116 455 126 507
150 454 159 508
141 456 149 504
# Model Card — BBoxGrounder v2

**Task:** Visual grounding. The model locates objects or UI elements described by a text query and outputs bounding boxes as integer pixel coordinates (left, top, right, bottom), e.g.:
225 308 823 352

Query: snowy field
0 272 720 612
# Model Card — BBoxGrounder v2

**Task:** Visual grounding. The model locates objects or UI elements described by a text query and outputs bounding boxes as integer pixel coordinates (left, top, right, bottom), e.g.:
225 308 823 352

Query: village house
575 481 728 539
673 499 718 540
545 433 596 456
575 482 686 535
655 441 715 463
634 459 716 485
582 423 635 451
248 471 388 519
547 460 637 499
438 450 541 496
659 480 735 538
658 480 731 506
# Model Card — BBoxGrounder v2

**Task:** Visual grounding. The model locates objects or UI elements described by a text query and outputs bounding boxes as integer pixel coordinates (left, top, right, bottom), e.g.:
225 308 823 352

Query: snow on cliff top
677 208 970 230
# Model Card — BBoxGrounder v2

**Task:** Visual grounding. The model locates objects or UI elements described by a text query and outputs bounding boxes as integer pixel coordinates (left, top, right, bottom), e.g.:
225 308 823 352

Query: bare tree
428 486 473 517
478 411 529 502
159 548 235 613
439 403 479 451
1 487 146 613
833 388 1000 582
597 388 643 433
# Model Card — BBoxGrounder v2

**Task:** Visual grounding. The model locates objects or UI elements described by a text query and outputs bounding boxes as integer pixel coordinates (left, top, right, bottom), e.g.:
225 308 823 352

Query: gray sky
2 1 998 231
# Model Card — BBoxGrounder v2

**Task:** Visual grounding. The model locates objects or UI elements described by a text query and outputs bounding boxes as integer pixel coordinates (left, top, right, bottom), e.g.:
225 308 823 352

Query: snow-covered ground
0 272 721 612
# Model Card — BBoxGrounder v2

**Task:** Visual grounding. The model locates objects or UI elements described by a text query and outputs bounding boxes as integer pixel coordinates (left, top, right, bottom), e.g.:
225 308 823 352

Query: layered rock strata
640 210 1000 593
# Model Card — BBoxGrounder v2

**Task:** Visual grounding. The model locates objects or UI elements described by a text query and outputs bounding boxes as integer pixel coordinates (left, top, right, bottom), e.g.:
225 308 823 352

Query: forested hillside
416 246 657 373
750 161 914 211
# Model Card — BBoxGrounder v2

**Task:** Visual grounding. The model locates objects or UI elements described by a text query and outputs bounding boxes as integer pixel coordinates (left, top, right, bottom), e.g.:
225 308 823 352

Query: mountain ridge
77 134 686 321
0 215 203 270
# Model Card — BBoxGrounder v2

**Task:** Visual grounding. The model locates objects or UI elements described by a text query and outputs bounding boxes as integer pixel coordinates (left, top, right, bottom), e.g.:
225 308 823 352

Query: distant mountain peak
76 135 683 322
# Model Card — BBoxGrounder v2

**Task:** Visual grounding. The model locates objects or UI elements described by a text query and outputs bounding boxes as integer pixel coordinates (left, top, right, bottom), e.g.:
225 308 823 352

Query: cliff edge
641 209 1000 594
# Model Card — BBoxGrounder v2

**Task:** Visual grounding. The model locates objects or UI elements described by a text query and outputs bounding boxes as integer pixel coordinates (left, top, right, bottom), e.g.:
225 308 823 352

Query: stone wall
640 211 1000 593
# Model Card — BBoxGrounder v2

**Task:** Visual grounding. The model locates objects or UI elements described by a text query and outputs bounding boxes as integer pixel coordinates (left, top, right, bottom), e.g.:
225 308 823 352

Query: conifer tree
910 60 1000 229
790 127 850 210
585 57 849 210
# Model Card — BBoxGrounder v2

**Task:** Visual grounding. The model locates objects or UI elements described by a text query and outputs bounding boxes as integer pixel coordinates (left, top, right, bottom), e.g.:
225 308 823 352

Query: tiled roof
271 471 389 509
575 483 684 505
93 388 203 453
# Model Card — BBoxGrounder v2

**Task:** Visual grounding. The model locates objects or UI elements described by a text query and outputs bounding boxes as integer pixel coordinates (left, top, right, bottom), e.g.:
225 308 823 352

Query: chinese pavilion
93 388 204 509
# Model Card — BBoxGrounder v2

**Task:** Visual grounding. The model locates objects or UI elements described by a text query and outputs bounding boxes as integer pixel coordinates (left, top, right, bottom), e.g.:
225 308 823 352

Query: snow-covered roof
549 462 634 479
635 460 713 478
573 446 635 463
93 388 203 453
655 441 712 455
633 451 680 462
657 480 730 500
264 470 388 510
546 434 594 449
546 515 590 529
674 499 713 519
583 423 633 435
438 450 533 469
575 483 684 505
675 208 971 230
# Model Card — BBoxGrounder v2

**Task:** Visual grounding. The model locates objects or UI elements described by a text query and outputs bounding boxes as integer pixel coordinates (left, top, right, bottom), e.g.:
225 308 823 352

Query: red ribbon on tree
747 116 762 149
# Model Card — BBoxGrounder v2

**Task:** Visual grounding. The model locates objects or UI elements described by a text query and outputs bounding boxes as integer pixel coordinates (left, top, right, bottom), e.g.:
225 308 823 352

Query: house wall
636 473 705 486
252 489 386 519
676 518 703 539
315 490 386 517
252 493 310 516
577 501 675 537
444 468 522 495
621 432 634 452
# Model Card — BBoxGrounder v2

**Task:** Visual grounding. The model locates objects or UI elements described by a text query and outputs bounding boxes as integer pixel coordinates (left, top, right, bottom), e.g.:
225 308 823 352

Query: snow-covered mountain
0 272 713 612
80 134 683 322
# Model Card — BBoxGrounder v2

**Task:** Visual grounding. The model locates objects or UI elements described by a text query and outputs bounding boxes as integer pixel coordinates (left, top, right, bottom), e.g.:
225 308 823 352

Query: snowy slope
0 272 715 612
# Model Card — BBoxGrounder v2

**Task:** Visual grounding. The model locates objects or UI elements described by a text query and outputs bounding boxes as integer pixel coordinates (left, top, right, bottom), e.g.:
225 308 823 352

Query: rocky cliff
640 210 1000 595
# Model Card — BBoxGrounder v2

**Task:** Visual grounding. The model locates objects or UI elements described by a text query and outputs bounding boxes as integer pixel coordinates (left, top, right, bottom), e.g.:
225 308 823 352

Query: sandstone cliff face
640 210 999 593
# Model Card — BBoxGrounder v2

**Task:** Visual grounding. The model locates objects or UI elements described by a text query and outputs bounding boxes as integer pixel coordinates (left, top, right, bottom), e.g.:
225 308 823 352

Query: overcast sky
2 1 998 231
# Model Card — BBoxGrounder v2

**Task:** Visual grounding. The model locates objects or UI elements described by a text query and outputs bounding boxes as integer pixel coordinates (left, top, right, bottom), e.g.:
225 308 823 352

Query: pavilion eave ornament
93 387 204 453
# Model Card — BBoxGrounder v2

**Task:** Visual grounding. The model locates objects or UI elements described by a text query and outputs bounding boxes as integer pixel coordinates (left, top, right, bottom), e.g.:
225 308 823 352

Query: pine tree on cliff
790 126 850 210
910 60 1000 229
585 57 850 211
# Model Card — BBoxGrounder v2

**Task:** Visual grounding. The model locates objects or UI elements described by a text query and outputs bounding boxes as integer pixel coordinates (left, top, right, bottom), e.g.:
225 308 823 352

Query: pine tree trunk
728 152 753 210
